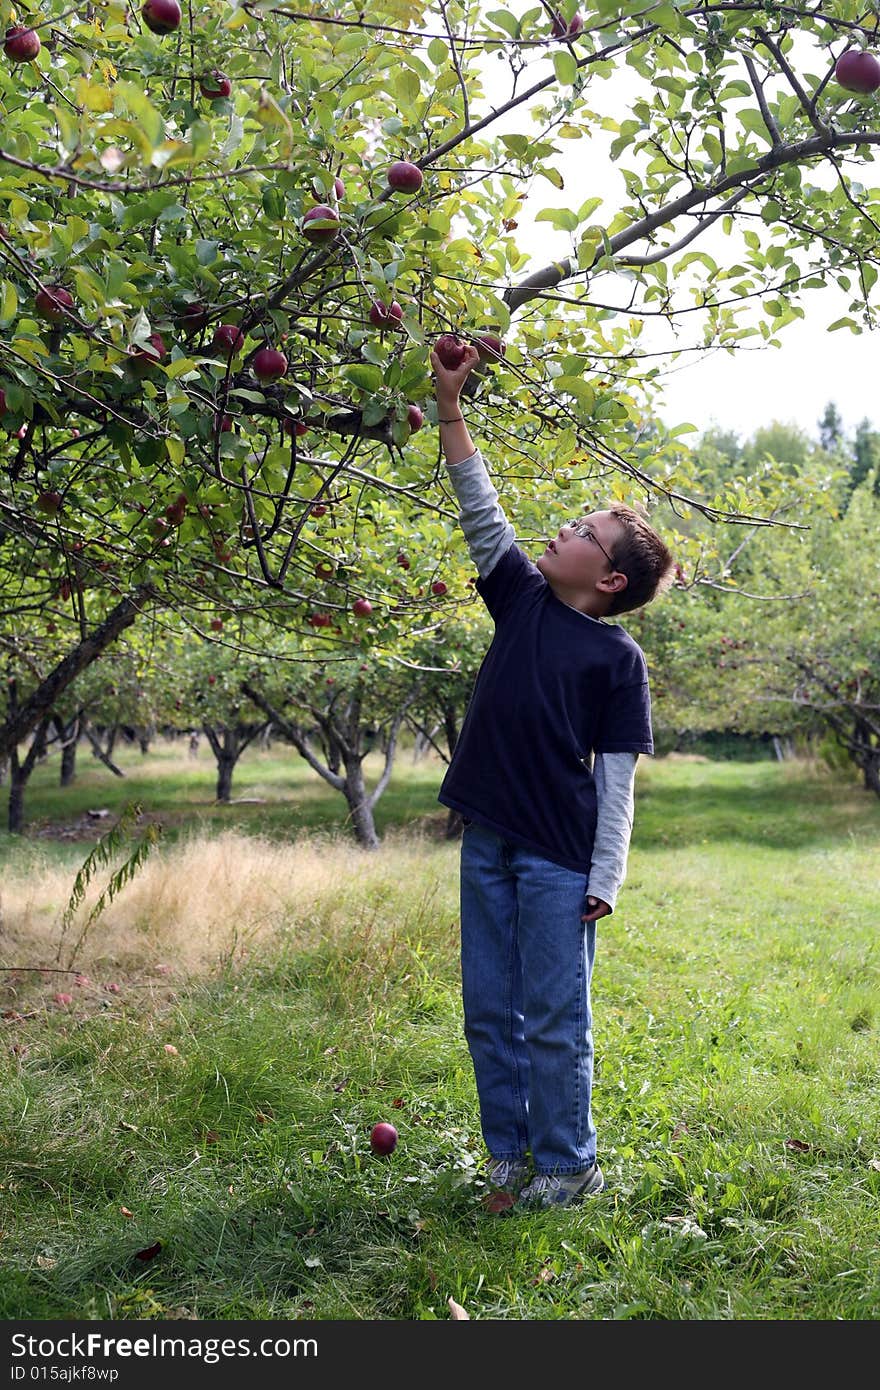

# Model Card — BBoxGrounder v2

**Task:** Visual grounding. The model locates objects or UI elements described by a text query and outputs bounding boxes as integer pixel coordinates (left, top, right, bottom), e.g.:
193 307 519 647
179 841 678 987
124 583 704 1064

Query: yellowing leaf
76 79 114 113
166 437 185 467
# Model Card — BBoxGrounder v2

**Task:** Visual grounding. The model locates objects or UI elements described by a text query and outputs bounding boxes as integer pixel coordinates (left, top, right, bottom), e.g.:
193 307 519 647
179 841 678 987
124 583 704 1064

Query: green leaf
555 377 596 411
196 240 220 266
165 358 200 379
537 166 565 191
536 206 579 231
0 280 18 326
166 436 185 466
342 364 385 392
501 134 531 158
553 50 578 86
486 9 520 39
427 37 448 65
229 389 268 405
576 196 603 222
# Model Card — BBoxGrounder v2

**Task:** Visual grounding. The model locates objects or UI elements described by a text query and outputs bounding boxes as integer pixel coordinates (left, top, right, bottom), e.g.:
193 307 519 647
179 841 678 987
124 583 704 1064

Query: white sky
458 19 877 444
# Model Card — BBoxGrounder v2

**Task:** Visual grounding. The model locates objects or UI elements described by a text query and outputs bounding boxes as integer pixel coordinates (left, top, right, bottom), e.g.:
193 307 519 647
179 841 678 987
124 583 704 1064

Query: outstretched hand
581 896 611 923
430 344 482 401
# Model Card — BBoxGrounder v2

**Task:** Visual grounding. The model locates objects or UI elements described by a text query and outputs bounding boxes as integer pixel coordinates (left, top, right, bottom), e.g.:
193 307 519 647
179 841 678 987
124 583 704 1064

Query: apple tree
4 0 880 779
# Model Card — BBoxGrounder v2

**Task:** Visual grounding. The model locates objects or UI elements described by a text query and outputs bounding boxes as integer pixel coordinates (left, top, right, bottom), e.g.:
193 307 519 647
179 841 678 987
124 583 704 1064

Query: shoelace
488 1159 524 1186
524 1174 560 1195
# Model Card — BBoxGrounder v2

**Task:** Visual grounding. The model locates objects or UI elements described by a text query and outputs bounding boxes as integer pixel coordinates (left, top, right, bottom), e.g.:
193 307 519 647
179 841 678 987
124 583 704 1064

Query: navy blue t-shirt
438 542 653 873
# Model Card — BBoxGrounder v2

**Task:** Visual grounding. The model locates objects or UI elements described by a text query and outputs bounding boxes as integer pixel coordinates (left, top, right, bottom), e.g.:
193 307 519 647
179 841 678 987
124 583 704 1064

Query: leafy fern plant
55 802 162 970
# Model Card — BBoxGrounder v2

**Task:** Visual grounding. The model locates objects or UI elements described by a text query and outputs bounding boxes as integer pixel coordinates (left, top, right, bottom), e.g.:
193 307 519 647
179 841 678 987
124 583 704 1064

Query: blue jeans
459 821 597 1175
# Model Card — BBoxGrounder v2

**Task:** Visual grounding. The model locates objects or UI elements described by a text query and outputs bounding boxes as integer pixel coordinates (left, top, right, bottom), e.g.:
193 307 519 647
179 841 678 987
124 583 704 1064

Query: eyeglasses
565 519 616 569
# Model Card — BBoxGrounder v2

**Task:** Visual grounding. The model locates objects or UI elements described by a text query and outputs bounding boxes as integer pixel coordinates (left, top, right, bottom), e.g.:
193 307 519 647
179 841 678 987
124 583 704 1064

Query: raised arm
431 345 515 579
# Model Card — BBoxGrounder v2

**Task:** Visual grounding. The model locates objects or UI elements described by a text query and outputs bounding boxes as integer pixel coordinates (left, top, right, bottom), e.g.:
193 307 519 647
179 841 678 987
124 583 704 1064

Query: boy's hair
604 503 675 615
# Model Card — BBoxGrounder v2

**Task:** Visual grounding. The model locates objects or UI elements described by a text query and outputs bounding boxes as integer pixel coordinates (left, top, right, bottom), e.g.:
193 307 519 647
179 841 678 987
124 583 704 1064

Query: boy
431 344 674 1209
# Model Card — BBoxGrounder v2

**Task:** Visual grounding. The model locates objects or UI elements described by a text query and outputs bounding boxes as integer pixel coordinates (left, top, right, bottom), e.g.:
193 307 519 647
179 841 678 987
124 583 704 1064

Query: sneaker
518 1163 605 1209
484 1156 530 1196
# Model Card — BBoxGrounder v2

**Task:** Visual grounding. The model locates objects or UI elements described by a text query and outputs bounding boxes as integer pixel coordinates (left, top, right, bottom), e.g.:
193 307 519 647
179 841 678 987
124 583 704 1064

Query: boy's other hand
581 896 611 922
430 344 481 403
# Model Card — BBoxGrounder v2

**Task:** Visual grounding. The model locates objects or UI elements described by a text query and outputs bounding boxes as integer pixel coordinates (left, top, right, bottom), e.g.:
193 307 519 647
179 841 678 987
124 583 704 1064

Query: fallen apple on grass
369 1121 398 1155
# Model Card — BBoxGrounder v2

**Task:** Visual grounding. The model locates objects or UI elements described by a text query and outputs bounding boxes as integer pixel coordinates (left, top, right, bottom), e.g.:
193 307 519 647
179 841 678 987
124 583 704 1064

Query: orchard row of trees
3 0 880 837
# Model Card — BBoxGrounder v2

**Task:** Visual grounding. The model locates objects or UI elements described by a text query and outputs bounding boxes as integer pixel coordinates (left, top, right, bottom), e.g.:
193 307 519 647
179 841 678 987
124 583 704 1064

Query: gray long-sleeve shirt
445 448 638 911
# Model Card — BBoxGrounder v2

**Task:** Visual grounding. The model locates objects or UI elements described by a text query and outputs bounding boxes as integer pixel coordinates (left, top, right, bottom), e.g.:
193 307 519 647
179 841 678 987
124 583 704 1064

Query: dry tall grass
0 825 459 983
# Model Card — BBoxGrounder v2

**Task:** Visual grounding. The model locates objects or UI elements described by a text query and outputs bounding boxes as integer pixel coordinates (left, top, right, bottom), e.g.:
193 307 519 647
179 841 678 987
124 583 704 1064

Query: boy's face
536 510 628 614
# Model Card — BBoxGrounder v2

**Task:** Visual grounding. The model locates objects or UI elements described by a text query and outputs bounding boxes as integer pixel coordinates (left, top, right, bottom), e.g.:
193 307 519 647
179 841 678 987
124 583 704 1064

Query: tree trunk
8 759 25 834
54 712 80 787
60 733 78 786
864 756 880 796
7 718 50 834
216 756 235 802
442 701 464 837
202 720 269 803
343 758 379 850
0 584 156 764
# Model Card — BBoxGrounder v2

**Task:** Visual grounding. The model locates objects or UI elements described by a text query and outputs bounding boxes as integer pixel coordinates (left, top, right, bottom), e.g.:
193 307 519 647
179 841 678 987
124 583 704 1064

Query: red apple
314 561 335 580
307 612 332 628
128 333 167 374
37 490 63 515
387 161 423 194
834 49 880 94
475 332 506 362
35 285 74 323
178 301 209 333
15 423 28 439
210 617 223 631
369 299 403 328
334 176 345 199
431 580 448 596
352 598 373 617
369 1121 398 1155
141 0 182 34
212 323 244 357
217 412 233 432
407 404 424 432
433 333 467 370
301 205 340 243
551 10 584 38
165 492 187 525
53 992 73 1007
4 26 41 62
200 69 231 100
311 503 327 517
252 346 287 382
284 418 309 436
207 674 216 684
149 516 169 537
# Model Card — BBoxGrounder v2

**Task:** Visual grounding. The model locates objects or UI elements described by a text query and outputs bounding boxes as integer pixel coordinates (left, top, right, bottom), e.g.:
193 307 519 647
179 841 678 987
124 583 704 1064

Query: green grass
1 749 878 1320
